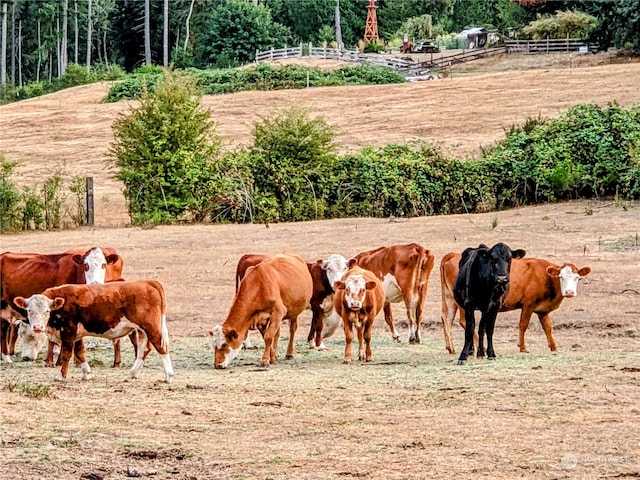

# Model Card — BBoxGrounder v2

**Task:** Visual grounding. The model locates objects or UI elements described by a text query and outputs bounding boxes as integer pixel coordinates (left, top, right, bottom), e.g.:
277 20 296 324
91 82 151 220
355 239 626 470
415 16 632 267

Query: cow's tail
161 314 170 350
150 280 170 350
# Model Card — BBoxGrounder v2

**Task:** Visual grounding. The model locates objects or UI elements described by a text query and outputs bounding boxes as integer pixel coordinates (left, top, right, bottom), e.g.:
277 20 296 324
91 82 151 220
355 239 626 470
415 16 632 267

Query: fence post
255 49 259 62
85 177 95 227
299 43 303 58
308 42 312 57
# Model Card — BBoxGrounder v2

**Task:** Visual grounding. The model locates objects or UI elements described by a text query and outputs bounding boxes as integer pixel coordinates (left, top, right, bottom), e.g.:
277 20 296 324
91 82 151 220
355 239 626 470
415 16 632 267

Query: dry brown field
1 53 639 479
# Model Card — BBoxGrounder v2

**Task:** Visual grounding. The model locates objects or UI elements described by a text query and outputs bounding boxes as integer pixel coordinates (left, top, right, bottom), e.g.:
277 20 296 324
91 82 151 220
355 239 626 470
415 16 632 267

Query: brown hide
350 243 435 344
34 280 167 379
334 266 385 363
0 247 123 360
440 254 590 354
220 253 313 367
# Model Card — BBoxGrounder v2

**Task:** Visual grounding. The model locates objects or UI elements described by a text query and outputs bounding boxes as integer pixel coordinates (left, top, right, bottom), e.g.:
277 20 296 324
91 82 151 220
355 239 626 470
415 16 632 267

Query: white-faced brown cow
13 280 173 383
211 253 313 369
0 247 123 364
334 266 385 364
234 252 348 351
441 252 591 354
348 243 435 344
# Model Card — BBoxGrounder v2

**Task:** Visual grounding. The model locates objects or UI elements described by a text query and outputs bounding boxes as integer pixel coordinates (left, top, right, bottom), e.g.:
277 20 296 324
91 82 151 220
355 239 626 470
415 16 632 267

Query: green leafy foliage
109 70 222 225
103 64 405 103
0 157 22 232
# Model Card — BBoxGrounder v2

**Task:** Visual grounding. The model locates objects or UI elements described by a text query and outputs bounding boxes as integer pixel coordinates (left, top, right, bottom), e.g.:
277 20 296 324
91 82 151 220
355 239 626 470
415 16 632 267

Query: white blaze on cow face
210 325 242 369
548 265 591 298
322 254 349 290
17 321 48 361
343 275 368 310
82 247 109 285
13 294 64 334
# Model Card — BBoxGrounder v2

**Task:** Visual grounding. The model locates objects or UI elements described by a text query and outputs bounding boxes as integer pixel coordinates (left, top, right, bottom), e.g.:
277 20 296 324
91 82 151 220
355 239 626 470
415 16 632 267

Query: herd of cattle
0 243 591 382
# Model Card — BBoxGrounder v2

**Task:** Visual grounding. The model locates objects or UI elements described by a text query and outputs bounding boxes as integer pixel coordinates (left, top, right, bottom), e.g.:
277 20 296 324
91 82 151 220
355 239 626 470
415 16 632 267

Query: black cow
454 242 526 365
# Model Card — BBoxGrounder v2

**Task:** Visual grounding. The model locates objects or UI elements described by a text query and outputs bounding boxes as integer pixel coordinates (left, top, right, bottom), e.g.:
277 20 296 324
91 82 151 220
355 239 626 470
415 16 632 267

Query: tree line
1 0 639 93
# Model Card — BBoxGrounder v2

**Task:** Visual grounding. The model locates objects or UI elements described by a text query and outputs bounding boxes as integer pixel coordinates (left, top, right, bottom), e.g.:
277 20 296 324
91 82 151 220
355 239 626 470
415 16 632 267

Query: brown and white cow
211 253 313 369
234 252 348 351
13 280 173 383
348 243 435 344
334 266 385 364
440 253 591 354
0 247 122 364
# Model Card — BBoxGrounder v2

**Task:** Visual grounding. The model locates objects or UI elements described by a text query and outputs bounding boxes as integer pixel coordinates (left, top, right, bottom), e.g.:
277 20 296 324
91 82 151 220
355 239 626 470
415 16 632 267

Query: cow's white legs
161 354 174 384
1 353 13 363
80 361 92 380
126 330 148 381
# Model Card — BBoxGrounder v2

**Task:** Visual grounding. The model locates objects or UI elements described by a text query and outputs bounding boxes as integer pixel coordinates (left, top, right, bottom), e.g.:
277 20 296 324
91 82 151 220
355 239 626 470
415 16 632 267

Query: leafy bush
0 157 22 232
103 64 405 102
109 70 221 225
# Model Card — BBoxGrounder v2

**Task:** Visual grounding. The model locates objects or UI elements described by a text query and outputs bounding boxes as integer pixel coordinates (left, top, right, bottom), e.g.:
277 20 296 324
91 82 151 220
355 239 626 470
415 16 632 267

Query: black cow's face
489 242 526 286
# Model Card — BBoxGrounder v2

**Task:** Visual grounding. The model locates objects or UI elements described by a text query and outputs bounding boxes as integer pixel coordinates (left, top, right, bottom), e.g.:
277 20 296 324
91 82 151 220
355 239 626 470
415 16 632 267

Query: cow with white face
333 266 385 364
76 247 119 285
16 321 48 361
548 264 591 297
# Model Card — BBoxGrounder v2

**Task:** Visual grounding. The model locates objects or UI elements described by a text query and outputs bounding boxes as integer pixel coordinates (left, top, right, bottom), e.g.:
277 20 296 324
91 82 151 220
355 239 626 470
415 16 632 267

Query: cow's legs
0 318 13 363
139 316 173 383
538 313 558 352
343 319 354 364
285 316 298 359
72 339 93 380
357 323 366 361
477 316 486 358
484 309 499 359
517 307 535 353
261 305 286 367
127 329 149 382
441 293 458 354
8 320 18 356
112 338 122 367
307 305 322 349
406 293 422 344
363 319 373 362
56 334 77 381
383 303 401 342
457 310 477 356
457 307 476 365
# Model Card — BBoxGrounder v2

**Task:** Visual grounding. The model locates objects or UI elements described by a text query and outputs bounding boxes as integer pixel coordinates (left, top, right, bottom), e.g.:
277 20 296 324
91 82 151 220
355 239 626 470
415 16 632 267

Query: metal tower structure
363 0 379 43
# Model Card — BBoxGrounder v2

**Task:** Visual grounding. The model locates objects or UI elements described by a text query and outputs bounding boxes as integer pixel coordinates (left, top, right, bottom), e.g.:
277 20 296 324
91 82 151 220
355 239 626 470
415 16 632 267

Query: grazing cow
234 252 348 351
441 254 591 354
349 243 435 344
334 266 385 364
211 253 313 369
13 280 173 383
0 247 122 364
453 243 526 365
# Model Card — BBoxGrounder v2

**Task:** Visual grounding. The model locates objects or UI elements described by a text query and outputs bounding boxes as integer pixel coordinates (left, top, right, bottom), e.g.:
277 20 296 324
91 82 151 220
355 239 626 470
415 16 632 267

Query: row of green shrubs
111 96 638 225
0 64 126 104
103 62 405 103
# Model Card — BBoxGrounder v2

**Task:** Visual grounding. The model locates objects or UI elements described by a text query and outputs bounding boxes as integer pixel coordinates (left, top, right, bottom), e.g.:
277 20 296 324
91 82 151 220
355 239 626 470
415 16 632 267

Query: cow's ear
512 249 526 259
13 296 27 309
347 258 357 268
365 281 378 291
105 254 119 265
546 266 561 277
578 266 592 277
72 254 83 265
334 281 346 290
51 297 65 310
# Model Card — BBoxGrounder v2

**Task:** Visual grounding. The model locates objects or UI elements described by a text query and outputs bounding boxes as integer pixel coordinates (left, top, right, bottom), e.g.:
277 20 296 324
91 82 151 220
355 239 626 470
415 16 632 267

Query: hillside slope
1 60 639 226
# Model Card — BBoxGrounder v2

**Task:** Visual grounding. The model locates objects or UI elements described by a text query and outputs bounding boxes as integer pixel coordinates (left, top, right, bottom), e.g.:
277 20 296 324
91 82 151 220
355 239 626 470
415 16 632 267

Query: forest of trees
0 0 639 93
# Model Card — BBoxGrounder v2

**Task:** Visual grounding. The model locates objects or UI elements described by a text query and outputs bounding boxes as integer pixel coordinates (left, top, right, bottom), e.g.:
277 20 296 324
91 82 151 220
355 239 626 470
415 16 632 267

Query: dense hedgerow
103 63 406 103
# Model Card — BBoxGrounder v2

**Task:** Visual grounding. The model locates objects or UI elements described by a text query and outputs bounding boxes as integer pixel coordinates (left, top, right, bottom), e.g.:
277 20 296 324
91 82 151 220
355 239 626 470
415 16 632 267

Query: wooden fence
255 43 360 63
505 39 591 54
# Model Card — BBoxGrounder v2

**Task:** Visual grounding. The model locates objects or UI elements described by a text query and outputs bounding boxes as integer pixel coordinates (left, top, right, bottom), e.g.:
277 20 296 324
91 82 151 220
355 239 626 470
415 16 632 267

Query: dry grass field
1 53 640 479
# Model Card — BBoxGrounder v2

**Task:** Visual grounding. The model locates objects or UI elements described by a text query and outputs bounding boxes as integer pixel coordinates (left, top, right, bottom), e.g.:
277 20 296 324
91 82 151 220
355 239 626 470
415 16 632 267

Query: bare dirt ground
1 52 639 226
1 53 640 479
1 200 639 479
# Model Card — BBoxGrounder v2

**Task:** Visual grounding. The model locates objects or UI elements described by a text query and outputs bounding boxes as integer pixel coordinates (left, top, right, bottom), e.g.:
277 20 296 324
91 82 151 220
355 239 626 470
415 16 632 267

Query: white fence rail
255 43 360 63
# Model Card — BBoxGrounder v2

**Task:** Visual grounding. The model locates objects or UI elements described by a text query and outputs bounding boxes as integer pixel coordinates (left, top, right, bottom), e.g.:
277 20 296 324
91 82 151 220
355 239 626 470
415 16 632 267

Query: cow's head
335 274 378 311
16 320 48 361
547 264 591 297
321 254 349 290
12 294 65 334
209 325 243 369
488 242 526 287
72 247 119 285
